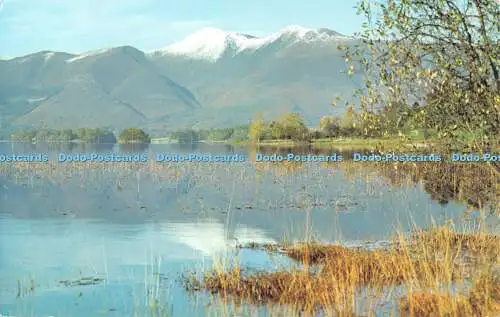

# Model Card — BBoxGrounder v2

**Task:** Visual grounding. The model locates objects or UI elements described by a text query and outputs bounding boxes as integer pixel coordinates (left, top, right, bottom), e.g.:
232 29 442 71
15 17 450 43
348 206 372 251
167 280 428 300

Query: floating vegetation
235 242 281 253
59 276 105 287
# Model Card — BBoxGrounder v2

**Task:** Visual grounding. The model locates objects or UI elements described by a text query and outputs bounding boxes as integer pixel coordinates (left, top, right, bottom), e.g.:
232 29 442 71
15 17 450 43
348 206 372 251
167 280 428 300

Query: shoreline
2 137 498 153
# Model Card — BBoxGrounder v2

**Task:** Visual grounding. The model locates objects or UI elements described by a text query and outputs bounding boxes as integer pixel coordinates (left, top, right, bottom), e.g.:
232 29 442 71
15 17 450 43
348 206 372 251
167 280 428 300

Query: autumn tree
268 120 283 139
278 113 310 141
248 113 267 142
343 0 499 148
339 105 360 136
118 128 151 144
319 115 341 137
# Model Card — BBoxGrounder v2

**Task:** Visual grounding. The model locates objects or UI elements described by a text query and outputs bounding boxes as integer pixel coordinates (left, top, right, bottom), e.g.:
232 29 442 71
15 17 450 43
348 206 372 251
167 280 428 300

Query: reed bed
3 155 497 215
400 273 500 317
184 227 500 316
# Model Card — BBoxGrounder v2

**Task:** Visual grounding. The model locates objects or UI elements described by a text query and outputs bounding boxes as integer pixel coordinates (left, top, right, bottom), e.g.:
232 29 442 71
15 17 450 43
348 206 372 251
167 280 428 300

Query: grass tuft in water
400 273 500 316
184 227 500 315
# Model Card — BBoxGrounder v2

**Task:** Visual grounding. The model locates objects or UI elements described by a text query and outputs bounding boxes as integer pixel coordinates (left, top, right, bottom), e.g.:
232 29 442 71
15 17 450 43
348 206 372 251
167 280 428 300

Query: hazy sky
0 0 364 57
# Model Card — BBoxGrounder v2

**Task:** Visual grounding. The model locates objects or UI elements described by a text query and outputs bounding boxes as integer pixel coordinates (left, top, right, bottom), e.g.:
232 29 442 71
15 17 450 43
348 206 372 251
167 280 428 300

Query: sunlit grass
184 227 500 316
400 273 500 317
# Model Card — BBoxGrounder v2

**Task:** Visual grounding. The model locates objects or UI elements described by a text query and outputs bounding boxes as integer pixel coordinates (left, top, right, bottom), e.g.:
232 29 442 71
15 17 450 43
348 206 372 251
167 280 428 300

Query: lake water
0 142 498 316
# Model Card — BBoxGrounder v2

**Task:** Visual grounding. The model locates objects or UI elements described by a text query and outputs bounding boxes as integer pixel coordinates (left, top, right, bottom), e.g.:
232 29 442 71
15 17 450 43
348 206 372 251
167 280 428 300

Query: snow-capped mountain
152 25 348 62
0 25 360 131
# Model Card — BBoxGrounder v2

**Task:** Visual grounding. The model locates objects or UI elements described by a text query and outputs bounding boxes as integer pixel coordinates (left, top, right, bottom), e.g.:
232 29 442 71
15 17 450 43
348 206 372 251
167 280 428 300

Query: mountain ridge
0 25 360 132
151 25 350 62
5 25 351 63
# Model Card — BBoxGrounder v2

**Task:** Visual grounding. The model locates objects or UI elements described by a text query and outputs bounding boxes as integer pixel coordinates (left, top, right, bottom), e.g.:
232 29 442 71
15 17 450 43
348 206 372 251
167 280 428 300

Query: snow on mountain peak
158 27 232 61
66 48 114 63
157 27 265 62
279 25 314 37
155 25 346 62
43 52 55 63
273 25 347 43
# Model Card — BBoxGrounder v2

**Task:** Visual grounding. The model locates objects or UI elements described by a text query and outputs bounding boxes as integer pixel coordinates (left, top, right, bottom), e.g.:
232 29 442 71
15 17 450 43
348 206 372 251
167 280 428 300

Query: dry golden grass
186 267 358 315
184 227 500 316
412 227 500 258
467 273 500 317
400 273 500 317
399 292 472 317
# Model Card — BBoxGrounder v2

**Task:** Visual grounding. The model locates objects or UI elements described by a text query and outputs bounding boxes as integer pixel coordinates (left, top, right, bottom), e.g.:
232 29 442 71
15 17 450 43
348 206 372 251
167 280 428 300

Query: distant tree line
247 109 434 142
11 128 117 143
10 127 151 144
169 125 249 143
164 107 439 144
6 103 448 146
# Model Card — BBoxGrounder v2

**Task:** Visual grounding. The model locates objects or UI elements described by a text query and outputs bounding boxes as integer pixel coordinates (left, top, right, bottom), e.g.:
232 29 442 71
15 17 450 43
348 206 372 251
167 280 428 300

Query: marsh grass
400 273 500 317
184 227 500 316
16 277 36 299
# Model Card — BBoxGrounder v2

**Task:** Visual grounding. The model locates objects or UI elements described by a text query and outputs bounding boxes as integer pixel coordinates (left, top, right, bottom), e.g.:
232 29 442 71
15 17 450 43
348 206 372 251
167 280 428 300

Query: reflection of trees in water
118 143 149 153
335 162 498 214
247 147 305 176
417 164 497 212
2 144 497 215
249 146 354 177
255 145 348 157
169 142 237 153
7 142 116 152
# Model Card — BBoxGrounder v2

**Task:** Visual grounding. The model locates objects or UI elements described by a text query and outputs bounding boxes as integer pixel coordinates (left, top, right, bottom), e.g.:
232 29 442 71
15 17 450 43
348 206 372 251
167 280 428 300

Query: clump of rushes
412 227 500 257
184 227 500 316
185 267 357 315
399 292 472 317
400 272 500 316
467 273 500 316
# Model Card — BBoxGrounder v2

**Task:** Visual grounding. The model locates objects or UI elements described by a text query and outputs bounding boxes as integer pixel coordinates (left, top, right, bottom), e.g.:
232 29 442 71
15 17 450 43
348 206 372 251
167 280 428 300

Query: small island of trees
118 128 151 144
10 128 117 143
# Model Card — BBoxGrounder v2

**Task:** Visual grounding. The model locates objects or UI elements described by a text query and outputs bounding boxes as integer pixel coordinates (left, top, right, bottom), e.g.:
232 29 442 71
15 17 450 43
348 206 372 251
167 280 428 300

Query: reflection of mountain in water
161 221 276 255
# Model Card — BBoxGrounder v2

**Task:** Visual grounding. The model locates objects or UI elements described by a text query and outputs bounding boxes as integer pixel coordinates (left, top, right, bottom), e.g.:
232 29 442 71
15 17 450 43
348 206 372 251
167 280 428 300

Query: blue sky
0 0 364 58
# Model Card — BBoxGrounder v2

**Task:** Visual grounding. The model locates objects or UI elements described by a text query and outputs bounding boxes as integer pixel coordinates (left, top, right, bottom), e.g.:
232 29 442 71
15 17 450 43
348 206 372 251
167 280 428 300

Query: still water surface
0 142 497 316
